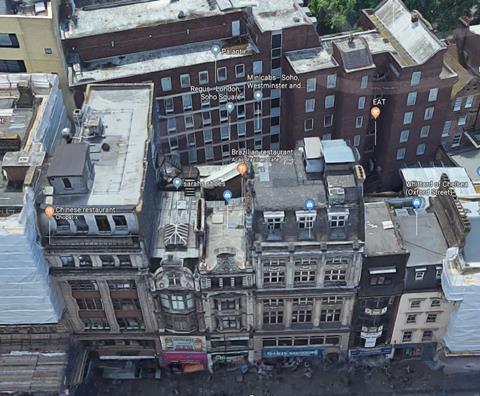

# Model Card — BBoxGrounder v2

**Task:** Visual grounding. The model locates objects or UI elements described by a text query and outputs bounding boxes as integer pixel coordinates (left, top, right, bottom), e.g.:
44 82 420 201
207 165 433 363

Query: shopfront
393 342 437 361
160 336 208 373
349 345 393 360
262 347 323 360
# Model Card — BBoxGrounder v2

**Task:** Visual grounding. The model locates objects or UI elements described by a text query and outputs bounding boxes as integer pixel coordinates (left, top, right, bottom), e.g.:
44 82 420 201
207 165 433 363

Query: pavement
77 360 480 396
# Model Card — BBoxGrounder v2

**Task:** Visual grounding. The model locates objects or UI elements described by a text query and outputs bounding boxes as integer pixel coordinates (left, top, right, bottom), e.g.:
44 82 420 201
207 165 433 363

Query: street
78 360 480 396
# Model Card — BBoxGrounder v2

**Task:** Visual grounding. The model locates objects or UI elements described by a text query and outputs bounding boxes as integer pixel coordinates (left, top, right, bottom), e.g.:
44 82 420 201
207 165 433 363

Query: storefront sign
162 352 208 364
262 348 322 358
349 346 392 357
163 336 205 352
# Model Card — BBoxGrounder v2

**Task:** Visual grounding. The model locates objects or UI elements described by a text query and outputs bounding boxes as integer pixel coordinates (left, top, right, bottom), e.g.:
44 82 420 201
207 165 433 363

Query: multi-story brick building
250 137 364 362
59 0 318 166
37 83 160 367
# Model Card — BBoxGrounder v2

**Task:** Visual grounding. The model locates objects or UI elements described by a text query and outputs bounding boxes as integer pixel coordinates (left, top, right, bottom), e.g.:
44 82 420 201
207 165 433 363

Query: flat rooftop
70 37 258 86
364 201 404 256
0 0 51 16
253 149 327 211
202 199 247 272
450 149 480 186
64 0 311 39
285 31 395 74
50 84 152 207
395 211 447 267
151 190 201 260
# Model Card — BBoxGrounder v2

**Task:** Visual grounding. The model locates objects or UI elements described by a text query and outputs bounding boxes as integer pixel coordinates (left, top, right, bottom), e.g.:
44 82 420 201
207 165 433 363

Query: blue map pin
223 189 233 204
412 197 422 209
173 177 183 190
305 199 315 211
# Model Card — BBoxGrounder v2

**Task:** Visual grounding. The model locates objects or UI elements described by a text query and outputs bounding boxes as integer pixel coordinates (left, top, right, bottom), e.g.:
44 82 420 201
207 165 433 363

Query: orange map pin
237 163 248 176
44 205 55 218
371 106 381 119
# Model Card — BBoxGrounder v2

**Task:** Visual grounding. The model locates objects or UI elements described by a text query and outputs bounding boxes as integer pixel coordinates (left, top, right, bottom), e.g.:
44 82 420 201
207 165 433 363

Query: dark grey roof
335 37 374 71
47 143 88 177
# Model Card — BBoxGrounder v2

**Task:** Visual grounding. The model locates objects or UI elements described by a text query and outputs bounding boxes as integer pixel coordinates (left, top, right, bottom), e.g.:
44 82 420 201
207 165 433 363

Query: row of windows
402 329 434 342
81 317 145 331
263 297 343 307
406 88 439 106
264 308 342 325
263 268 347 285
406 312 440 324
60 254 132 268
160 61 263 92
453 95 475 111
262 335 340 347
68 280 136 291
396 143 427 160
402 107 435 125
160 294 195 310
262 257 349 267
399 125 432 143
54 214 128 234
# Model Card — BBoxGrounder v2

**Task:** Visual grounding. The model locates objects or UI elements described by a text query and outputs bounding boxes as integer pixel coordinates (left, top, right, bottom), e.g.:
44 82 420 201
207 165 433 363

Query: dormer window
264 211 284 230
328 210 349 228
296 211 316 229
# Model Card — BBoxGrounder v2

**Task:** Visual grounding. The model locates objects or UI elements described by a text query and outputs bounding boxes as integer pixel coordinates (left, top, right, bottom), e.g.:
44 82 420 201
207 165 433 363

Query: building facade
250 138 364 362
38 83 160 367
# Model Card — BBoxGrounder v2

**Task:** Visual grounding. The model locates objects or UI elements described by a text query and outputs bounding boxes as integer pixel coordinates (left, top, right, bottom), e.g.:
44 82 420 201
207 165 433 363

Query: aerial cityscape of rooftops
1 0 480 394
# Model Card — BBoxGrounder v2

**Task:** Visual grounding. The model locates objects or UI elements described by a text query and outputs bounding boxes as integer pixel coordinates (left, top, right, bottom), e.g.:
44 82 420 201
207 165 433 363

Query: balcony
43 234 141 252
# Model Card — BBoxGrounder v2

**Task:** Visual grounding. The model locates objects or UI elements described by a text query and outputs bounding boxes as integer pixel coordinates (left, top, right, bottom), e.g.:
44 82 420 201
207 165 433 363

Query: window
304 119 313 132
296 211 316 229
403 112 413 125
358 96 366 110
422 330 433 341
161 77 172 91
100 255 115 267
407 91 417 106
188 148 197 164
426 313 438 323
170 136 178 150
254 117 262 132
306 78 316 92
171 295 185 310
360 75 368 89
203 128 213 143
325 95 335 109
235 64 245 78
221 316 238 329
167 117 176 132
406 314 417 324
118 317 144 331
217 67 227 81
411 71 421 86
320 308 341 322
107 280 136 290
237 104 245 118
113 215 127 229
76 297 103 311
205 145 214 160
164 98 174 113
271 98 280 108
420 125 430 138
416 143 426 156
430 299 441 308
452 133 462 147
118 255 131 267
184 115 194 129
458 114 467 126
264 311 283 324
253 61 262 75
95 216 111 232
329 212 347 227
60 256 74 267
263 298 284 307
402 331 413 342
321 296 344 304
400 129 410 143
305 98 315 113
324 114 334 127
415 270 425 280
465 95 474 109
428 88 439 102
201 95 210 108
442 120 452 137
324 269 346 283
0 60 26 72
220 106 228 122
355 116 363 128
327 74 337 89
202 111 212 126
454 97 463 111
60 177 72 189
410 300 421 309
424 106 434 120
198 71 209 85
69 280 98 291
180 73 190 88
369 274 392 286
396 148 406 160
436 266 442 280
292 309 312 323
220 125 229 140
294 270 316 283
237 122 246 137
353 135 361 147
0 33 19 48
83 318 110 331
263 270 285 284
182 94 192 110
